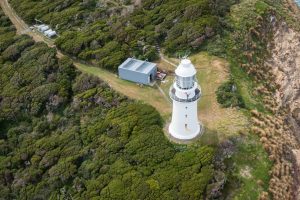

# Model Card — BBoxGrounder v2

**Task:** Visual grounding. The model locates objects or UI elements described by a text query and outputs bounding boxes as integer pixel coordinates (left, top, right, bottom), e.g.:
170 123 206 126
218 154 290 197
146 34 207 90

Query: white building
37 25 50 33
169 59 202 140
44 29 52 35
41 26 50 33
46 31 57 38
37 24 45 31
44 29 57 38
118 58 157 85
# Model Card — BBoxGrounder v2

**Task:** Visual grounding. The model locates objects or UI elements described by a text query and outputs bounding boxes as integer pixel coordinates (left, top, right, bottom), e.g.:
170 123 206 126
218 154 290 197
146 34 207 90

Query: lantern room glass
176 75 195 90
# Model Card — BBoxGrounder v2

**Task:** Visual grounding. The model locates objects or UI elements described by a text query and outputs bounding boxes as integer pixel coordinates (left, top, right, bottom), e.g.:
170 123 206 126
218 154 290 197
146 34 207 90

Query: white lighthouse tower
169 59 202 140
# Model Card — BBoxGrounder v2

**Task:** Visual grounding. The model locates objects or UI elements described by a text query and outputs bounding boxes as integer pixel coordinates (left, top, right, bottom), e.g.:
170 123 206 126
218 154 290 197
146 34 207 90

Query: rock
207 171 226 199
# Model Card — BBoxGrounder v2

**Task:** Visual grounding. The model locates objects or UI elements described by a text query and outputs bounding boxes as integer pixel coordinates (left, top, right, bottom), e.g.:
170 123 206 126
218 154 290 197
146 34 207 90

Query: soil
1 0 249 141
240 166 252 179
268 21 300 134
266 19 300 199
268 24 300 121
0 0 172 117
293 150 300 199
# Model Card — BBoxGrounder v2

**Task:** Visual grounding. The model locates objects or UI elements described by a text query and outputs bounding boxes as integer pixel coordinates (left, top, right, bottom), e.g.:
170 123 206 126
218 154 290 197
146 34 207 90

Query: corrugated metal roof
44 29 53 34
119 58 156 74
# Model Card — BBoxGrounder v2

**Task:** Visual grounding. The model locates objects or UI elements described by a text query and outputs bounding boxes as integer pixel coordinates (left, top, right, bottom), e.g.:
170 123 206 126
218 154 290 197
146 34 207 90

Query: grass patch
197 129 220 146
255 1 270 14
216 79 245 108
74 62 172 119
159 52 248 139
224 135 272 199
230 60 266 112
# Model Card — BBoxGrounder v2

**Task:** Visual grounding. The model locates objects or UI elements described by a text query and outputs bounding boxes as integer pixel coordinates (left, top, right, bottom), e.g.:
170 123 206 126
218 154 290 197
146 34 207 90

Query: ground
75 62 172 118
0 0 248 141
223 135 272 199
159 52 248 141
0 0 275 198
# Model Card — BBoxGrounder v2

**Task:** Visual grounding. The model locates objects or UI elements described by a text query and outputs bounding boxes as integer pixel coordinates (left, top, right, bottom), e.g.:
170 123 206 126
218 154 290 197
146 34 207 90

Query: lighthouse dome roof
175 59 197 77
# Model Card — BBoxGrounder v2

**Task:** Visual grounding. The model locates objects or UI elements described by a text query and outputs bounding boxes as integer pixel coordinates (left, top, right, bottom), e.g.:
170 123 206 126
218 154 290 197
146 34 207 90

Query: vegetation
250 109 299 200
10 0 237 71
222 135 272 199
216 80 245 108
213 0 300 199
0 8 217 199
4 0 300 199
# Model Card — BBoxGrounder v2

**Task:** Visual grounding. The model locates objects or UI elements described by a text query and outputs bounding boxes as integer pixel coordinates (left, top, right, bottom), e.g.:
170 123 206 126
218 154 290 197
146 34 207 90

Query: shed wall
149 67 157 82
119 68 149 85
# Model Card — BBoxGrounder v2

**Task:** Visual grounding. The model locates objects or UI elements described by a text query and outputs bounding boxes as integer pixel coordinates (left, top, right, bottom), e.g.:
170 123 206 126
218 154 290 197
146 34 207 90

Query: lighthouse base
168 123 203 140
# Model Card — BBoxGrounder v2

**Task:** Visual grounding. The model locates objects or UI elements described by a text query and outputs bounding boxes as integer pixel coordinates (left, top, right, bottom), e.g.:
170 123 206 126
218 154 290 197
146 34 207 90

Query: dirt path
0 0 248 140
0 0 45 42
0 0 171 117
160 53 177 68
75 63 171 117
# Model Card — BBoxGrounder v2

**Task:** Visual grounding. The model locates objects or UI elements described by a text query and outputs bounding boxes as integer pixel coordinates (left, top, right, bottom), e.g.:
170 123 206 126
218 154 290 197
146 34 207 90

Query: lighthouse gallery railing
169 86 201 103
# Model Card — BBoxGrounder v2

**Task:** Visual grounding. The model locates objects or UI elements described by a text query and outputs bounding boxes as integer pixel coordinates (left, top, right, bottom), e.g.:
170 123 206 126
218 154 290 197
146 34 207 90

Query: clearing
0 0 248 140
159 53 248 140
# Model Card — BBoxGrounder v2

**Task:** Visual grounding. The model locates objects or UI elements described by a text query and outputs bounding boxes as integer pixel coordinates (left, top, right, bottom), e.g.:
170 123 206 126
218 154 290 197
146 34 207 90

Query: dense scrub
6 0 300 199
0 8 217 199
217 135 272 199
216 80 245 108
9 0 237 71
216 0 300 199
211 0 291 111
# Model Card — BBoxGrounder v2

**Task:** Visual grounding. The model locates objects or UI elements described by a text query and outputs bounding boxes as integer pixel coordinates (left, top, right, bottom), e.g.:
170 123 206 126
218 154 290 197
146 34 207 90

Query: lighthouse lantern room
169 59 202 140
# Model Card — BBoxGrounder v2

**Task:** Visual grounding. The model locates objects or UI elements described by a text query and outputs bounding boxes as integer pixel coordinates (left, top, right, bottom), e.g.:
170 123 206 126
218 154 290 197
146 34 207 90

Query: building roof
175 59 197 77
119 58 156 74
37 24 46 28
40 26 50 32
47 31 57 37
45 30 56 36
44 29 53 34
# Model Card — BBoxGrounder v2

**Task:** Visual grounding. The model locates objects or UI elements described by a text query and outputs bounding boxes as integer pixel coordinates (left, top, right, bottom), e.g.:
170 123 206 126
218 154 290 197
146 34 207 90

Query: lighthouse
169 59 202 140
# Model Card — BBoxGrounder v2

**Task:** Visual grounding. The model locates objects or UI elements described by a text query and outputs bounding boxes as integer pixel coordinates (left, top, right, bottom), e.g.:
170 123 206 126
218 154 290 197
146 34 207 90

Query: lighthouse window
185 107 188 109
185 115 187 118
176 75 195 90
185 124 188 129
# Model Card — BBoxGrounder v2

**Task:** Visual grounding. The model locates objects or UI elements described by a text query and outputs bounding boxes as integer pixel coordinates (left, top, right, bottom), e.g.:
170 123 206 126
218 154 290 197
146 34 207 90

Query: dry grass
251 109 299 200
1 0 248 140
160 52 248 140
75 62 172 119
156 59 175 73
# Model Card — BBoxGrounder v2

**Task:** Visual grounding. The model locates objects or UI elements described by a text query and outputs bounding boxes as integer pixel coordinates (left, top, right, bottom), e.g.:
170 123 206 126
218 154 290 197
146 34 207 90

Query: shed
44 29 52 35
40 25 49 32
118 58 157 85
47 31 57 38
45 30 57 38
37 24 46 31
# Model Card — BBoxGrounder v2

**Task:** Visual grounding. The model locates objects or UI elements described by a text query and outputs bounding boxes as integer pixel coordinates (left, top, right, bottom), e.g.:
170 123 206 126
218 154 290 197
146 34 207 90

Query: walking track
0 0 249 138
0 0 172 117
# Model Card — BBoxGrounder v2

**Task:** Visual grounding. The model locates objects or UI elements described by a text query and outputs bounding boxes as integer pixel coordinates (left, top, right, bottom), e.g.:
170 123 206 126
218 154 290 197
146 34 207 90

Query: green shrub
0 8 216 199
216 80 245 108
10 0 237 70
